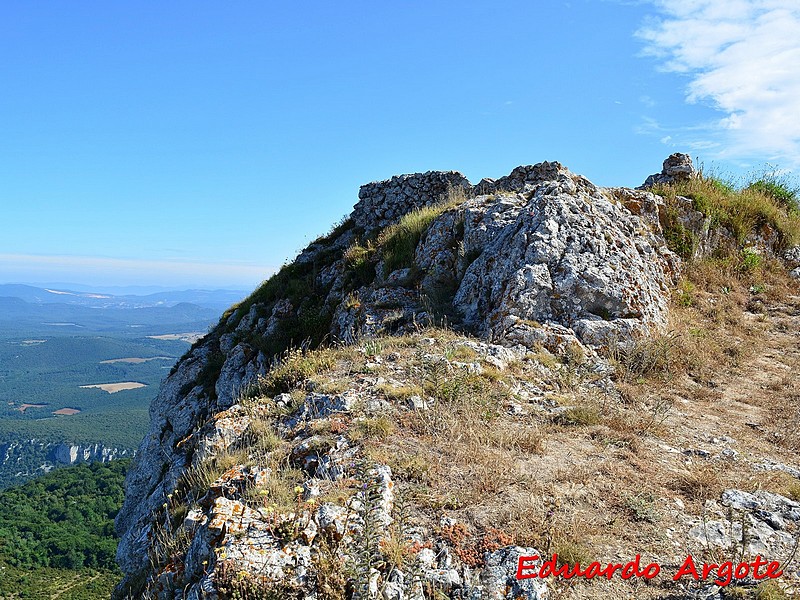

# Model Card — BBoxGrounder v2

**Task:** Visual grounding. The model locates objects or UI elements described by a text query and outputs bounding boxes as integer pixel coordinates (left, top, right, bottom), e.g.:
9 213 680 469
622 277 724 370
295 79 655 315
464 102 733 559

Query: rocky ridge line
113 154 798 599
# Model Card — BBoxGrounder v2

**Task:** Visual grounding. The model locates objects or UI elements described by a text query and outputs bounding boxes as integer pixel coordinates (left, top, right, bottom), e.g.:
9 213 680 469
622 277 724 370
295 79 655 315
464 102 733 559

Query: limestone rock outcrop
449 166 678 349
51 442 130 465
113 157 695 598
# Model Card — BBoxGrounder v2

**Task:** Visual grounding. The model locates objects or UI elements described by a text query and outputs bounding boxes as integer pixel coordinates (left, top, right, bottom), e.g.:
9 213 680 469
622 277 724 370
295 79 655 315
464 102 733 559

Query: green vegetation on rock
655 172 800 253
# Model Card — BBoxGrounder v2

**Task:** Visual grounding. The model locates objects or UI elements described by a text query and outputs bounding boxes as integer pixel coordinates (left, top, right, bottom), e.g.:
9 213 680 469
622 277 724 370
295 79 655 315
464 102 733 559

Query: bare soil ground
99 356 171 364
79 382 147 393
516 284 800 598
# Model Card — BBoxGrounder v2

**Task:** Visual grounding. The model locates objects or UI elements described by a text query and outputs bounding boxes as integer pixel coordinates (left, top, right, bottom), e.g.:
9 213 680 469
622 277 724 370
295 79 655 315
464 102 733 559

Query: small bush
557 405 600 427
740 247 763 273
256 348 336 396
746 170 799 212
675 279 695 307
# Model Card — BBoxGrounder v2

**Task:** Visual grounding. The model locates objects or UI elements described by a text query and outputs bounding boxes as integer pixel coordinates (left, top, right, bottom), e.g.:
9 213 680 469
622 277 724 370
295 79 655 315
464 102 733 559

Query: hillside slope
113 155 800 599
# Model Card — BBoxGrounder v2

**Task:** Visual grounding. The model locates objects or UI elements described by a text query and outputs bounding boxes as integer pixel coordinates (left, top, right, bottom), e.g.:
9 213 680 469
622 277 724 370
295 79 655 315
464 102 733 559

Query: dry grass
755 580 792 600
654 174 800 250
249 347 337 397
676 466 722 502
374 382 424 401
348 416 395 442
610 334 682 381
377 186 467 273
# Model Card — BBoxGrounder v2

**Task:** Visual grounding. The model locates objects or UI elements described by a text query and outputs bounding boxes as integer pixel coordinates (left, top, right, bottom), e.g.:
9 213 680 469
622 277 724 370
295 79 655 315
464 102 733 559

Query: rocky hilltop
114 155 800 599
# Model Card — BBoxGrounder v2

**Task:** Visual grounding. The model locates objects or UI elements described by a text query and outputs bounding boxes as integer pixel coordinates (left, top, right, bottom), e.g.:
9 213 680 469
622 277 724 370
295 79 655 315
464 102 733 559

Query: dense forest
0 460 128 599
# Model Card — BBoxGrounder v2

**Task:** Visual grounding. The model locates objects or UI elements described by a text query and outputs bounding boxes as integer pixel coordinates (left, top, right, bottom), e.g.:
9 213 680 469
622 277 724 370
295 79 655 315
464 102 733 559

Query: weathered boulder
640 152 696 188
450 165 679 349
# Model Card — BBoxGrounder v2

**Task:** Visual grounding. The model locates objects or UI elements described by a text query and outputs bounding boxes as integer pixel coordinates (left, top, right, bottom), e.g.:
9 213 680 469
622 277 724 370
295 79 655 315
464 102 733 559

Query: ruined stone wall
352 170 470 232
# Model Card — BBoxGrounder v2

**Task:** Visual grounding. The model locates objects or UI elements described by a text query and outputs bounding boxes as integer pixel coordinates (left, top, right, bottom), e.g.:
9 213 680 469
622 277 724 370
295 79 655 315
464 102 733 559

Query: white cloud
637 1 800 167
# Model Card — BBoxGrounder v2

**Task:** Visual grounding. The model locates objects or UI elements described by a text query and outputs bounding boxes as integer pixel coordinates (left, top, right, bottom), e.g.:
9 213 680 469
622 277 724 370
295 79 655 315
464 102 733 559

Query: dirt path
667 294 800 469
549 290 800 599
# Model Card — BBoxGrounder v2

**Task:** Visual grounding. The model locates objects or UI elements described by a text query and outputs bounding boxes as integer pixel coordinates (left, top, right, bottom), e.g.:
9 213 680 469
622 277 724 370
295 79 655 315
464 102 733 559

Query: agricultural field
0 285 242 488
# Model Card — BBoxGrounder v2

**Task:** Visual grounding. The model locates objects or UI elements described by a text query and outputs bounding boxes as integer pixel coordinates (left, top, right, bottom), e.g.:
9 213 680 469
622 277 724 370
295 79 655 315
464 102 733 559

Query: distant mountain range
0 284 248 336
0 284 247 310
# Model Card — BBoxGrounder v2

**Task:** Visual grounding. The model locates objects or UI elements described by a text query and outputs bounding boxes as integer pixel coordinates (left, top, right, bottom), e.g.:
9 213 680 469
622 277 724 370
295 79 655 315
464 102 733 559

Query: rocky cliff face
51 442 129 465
113 156 798 599
0 439 130 488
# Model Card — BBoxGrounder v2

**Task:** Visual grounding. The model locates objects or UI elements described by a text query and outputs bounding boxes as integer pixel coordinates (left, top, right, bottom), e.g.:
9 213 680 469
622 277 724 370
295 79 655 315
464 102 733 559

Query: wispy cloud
637 1 800 167
0 254 275 288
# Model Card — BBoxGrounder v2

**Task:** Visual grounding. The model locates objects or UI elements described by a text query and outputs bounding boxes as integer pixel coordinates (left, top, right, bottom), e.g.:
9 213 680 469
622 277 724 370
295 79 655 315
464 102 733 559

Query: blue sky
2 0 798 289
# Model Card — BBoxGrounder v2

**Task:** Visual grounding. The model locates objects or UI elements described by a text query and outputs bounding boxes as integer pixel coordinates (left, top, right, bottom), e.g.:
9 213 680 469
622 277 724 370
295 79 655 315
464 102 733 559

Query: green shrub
740 248 763 273
745 170 799 212
675 279 695 307
377 205 445 273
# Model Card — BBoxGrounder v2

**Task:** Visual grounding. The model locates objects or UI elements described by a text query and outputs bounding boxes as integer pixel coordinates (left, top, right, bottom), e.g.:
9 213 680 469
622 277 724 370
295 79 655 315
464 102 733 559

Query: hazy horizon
0 280 253 294
0 254 275 291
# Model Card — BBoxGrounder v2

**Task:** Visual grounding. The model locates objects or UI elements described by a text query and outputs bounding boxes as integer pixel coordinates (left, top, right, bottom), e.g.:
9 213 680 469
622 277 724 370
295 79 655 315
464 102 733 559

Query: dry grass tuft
676 466 721 502
377 187 466 273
